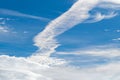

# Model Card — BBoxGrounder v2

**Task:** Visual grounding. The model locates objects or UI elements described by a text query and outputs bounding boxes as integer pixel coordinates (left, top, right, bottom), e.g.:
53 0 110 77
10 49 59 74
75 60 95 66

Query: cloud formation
56 45 120 57
34 0 120 56
0 55 120 80
0 55 49 80
34 0 99 56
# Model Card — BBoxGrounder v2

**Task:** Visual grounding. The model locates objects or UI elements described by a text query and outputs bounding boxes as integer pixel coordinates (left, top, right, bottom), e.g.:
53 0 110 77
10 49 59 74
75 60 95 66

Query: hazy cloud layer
58 48 120 57
1 55 120 80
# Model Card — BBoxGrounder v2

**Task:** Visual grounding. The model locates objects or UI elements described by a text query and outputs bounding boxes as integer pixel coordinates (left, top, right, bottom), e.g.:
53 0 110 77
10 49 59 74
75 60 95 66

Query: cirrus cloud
0 9 49 21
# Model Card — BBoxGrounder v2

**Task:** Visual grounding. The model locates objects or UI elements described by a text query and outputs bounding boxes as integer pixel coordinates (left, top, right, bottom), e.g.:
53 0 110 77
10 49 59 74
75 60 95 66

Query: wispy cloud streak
0 9 49 21
85 12 118 23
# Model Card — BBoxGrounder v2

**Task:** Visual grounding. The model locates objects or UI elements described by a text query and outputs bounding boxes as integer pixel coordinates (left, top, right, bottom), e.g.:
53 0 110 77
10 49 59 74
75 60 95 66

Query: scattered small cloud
0 26 9 33
0 18 16 34
113 38 120 41
0 18 4 20
23 31 28 34
104 29 110 32
0 17 13 25
116 30 120 32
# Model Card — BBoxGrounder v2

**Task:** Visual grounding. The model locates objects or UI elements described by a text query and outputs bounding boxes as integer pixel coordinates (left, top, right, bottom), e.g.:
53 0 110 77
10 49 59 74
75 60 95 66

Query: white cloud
1 55 120 80
34 0 99 56
0 9 49 21
56 45 120 57
40 62 120 80
0 55 67 80
0 18 17 35
28 55 66 66
98 0 120 9
0 55 50 80
0 26 9 33
79 48 120 57
33 0 120 56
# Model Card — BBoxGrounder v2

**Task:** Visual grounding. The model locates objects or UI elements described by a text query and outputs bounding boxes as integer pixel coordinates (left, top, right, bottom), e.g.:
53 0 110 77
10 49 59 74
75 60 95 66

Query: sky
0 0 75 56
0 0 120 56
0 0 120 80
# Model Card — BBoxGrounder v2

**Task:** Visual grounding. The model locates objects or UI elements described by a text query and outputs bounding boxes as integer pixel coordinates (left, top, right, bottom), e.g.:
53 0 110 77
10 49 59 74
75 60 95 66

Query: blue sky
0 0 74 56
0 0 120 62
0 0 120 57
1 0 120 80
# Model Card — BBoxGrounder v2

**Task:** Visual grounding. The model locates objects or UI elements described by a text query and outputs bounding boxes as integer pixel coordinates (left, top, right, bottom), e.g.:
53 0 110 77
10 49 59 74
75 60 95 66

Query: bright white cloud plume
34 0 120 56
34 0 99 56
0 9 49 21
